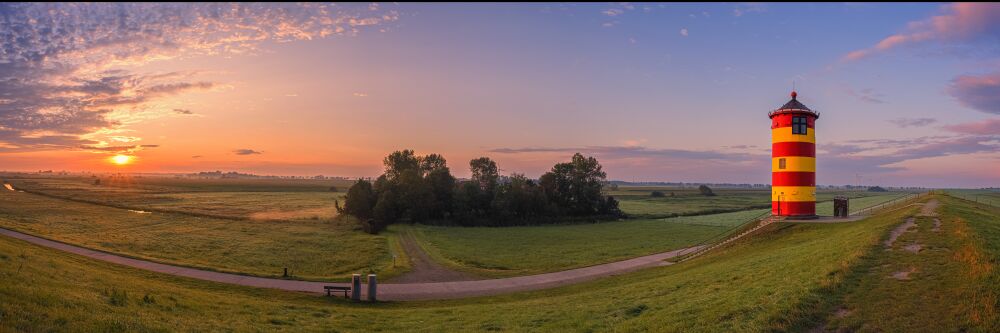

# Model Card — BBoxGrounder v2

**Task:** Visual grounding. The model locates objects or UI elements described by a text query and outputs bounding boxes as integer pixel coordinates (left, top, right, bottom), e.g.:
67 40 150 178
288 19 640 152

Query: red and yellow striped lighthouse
770 91 818 217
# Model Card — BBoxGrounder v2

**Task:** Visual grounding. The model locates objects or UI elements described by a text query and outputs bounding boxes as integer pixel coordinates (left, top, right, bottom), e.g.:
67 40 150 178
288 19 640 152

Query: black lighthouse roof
770 91 819 119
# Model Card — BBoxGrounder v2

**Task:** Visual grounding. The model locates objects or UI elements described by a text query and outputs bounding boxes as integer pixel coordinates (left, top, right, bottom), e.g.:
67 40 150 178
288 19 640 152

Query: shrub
651 191 665 197
699 185 716 196
105 288 128 307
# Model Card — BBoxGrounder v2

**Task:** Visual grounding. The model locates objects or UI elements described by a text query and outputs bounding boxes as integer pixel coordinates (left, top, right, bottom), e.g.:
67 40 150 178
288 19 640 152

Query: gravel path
0 227 700 301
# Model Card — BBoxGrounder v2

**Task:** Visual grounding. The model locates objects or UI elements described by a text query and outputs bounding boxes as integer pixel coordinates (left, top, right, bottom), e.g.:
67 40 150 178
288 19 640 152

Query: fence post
351 274 361 301
367 274 377 302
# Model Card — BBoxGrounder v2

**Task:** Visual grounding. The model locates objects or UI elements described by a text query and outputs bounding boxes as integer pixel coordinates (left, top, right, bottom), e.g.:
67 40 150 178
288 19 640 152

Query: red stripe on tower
771 116 815 129
771 201 817 216
772 172 816 187
772 142 816 157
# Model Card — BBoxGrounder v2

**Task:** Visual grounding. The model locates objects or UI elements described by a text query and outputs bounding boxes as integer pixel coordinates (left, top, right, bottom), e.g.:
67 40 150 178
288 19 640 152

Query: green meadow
3 194 994 331
5 175 350 221
613 186 904 218
406 209 767 277
0 187 398 282
0 175 916 281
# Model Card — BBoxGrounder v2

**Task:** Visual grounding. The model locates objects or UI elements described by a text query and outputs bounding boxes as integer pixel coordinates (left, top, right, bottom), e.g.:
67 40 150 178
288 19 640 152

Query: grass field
612 187 771 218
405 214 739 277
3 175 350 221
945 189 1000 208
803 195 1000 332
815 193 908 216
0 188 399 282
7 194 993 331
406 193 913 277
0 175 916 281
613 186 902 218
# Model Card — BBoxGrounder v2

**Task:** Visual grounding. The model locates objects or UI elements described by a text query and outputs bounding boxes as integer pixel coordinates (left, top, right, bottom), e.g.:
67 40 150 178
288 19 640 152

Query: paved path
0 227 700 301
784 215 867 223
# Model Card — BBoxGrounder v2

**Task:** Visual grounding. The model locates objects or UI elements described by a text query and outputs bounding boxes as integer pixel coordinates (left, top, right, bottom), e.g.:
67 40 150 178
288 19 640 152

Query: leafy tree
383 150 420 180
344 150 622 230
468 157 499 215
540 153 608 216
420 153 448 175
397 168 434 222
451 181 483 225
469 157 499 192
339 179 376 220
492 173 547 221
426 167 456 218
698 185 716 196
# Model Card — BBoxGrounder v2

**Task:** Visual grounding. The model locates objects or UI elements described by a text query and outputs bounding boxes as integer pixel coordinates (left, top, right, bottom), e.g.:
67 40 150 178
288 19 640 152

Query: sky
0 3 998 188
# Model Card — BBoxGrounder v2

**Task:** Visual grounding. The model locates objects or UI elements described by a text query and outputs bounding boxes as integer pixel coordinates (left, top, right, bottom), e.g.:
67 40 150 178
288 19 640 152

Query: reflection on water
128 209 152 214
3 184 13 191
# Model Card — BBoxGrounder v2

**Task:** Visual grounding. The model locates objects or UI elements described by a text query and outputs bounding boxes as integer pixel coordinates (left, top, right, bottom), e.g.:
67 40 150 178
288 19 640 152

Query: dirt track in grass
388 232 480 283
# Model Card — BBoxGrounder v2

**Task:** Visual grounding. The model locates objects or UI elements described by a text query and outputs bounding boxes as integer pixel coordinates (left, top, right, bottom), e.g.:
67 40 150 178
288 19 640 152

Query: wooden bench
324 285 351 298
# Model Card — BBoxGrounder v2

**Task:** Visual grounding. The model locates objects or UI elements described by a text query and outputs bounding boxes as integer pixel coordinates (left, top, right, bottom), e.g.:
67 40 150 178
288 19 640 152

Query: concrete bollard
351 274 361 301
367 274 377 302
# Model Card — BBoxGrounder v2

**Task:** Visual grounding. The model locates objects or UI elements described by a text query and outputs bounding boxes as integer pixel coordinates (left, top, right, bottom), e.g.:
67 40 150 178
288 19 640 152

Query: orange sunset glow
110 155 133 166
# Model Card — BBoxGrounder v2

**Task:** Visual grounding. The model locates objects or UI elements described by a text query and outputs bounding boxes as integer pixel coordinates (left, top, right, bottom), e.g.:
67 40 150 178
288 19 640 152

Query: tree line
337 150 623 233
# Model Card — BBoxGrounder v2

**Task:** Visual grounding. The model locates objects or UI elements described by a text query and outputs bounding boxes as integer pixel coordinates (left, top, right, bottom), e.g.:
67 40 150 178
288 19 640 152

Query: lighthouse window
792 116 808 135
778 158 786 170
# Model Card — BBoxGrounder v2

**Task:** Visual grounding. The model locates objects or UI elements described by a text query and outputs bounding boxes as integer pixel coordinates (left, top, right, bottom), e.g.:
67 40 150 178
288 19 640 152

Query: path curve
0 227 700 301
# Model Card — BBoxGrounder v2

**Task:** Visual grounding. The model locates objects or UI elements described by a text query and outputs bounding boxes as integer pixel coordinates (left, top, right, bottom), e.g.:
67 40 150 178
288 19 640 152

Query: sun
110 155 133 165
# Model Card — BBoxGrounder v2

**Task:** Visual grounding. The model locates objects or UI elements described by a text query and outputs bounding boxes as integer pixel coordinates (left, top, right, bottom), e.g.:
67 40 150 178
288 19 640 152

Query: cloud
80 144 158 154
173 109 194 115
490 145 763 162
680 28 689 37
948 72 1000 114
191 155 203 159
842 3 1000 61
491 133 999 184
818 135 1000 178
888 118 937 128
0 3 398 152
490 145 770 183
845 87 886 104
602 8 624 17
733 3 766 17
107 136 141 143
353 92 368 97
942 118 1000 135
233 149 262 155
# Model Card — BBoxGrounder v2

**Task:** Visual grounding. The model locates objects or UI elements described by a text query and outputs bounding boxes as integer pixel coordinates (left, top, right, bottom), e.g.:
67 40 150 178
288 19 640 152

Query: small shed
833 196 849 218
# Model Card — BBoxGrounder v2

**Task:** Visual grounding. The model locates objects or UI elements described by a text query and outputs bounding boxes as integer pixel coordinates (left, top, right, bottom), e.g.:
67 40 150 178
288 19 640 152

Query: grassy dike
4 197 971 331
797 195 999 332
